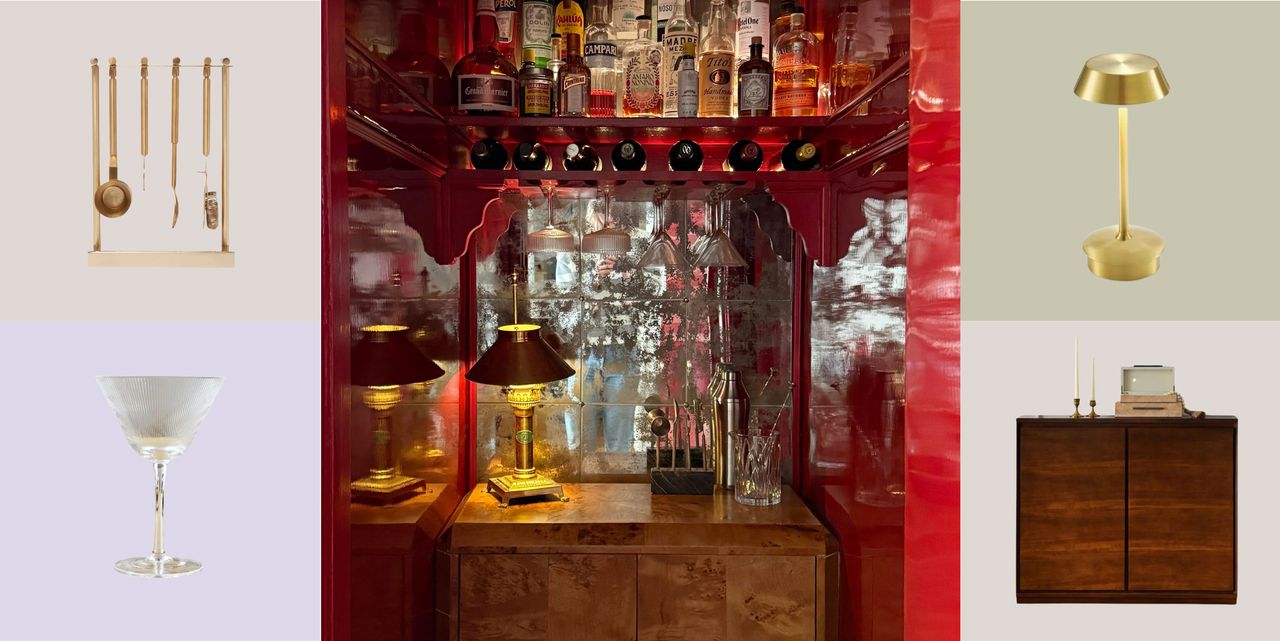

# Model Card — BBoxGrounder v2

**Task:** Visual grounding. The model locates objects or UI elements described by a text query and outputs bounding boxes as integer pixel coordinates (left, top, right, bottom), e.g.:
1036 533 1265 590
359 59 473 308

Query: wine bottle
668 139 703 171
470 138 509 169
723 139 763 171
612 139 647 170
564 141 602 170
780 139 820 171
514 140 552 170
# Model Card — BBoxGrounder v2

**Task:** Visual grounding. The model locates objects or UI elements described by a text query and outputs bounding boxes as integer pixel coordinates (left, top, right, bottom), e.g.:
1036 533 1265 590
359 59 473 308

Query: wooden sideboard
1016 416 1237 604
437 483 839 641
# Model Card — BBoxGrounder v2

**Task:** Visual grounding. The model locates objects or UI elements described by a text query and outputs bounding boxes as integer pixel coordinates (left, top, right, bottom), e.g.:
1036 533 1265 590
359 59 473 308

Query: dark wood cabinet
1016 416 1237 604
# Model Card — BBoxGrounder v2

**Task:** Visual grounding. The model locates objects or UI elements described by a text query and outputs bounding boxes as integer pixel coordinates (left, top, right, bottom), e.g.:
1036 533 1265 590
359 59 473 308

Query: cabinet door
458 554 637 641
1128 427 1235 592
1018 426 1126 591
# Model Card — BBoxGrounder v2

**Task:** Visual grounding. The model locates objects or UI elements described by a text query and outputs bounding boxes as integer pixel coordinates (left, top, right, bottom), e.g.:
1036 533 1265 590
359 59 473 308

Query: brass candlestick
1072 398 1082 419
1088 400 1098 418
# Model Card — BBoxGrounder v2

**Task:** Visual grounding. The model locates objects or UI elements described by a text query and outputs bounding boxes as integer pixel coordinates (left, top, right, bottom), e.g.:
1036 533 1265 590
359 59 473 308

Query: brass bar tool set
88 56 234 268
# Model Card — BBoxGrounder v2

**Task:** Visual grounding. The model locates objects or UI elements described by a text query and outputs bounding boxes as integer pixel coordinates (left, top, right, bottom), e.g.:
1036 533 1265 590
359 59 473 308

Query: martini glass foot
115 555 203 578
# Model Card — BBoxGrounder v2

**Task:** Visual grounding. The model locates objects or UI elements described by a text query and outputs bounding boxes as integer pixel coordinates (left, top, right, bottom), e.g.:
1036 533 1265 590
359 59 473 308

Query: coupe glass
98 376 223 578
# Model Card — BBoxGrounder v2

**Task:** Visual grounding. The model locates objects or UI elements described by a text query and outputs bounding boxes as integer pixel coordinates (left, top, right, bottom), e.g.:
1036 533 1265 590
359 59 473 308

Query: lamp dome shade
467 324 575 387
352 325 446 387
1074 53 1169 106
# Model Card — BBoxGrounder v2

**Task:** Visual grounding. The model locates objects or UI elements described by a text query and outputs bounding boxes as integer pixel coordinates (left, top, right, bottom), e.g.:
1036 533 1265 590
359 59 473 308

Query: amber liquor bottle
558 33 591 117
453 0 520 114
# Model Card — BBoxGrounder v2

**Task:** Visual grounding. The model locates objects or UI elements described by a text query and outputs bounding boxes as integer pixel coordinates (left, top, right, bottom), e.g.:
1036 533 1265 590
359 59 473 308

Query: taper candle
1091 356 1096 401
1074 337 1080 398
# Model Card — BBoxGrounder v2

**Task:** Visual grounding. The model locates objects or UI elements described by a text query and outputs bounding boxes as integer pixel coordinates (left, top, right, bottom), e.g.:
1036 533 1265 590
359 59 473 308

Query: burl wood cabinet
437 483 839 641
1016 416 1237 604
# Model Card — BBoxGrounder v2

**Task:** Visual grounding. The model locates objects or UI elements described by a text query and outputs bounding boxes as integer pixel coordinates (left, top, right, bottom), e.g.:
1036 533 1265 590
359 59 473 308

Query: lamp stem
152 461 167 559
1118 107 1129 241
513 405 536 478
512 280 518 325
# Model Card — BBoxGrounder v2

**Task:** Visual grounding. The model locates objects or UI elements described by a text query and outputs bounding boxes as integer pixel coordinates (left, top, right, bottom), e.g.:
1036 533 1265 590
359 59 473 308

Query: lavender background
0 320 319 641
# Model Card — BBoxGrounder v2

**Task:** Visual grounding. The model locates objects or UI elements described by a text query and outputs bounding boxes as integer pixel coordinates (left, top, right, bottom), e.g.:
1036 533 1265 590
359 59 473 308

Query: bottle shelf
444 168 830 185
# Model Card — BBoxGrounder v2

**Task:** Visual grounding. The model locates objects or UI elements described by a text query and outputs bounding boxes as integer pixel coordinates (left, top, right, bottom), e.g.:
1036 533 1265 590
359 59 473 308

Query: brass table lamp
1074 53 1170 281
351 324 445 504
466 283 575 507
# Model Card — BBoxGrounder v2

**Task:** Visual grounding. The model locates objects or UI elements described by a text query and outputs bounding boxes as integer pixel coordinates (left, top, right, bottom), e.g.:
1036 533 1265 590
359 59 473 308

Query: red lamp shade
466 323 575 387
352 325 445 387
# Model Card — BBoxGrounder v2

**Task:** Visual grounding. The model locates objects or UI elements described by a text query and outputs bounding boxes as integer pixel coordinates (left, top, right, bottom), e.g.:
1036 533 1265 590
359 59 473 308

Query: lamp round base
115 555 203 578
1082 224 1164 281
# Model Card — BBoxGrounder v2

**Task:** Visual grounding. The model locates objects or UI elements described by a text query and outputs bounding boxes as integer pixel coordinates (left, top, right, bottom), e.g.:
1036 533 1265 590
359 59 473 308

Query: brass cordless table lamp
351 324 445 504
1074 53 1170 281
467 281 575 508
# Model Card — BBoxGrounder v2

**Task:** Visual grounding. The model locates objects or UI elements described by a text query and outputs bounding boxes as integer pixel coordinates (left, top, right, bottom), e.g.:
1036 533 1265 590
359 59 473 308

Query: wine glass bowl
97 376 223 578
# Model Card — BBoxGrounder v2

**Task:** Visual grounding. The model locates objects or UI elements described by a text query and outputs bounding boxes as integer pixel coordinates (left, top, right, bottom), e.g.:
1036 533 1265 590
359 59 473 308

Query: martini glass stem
1117 107 1129 241
152 461 167 559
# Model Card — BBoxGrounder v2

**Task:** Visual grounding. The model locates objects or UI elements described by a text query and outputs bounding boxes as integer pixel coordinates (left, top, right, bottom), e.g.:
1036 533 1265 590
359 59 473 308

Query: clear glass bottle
662 0 698 117
736 36 772 116
548 33 564 114
677 44 698 117
558 33 591 117
772 10 818 116
453 0 520 114
613 0 645 41
770 0 794 54
619 14 664 116
495 0 520 64
832 3 876 115
585 0 620 116
697 0 734 117
522 0 555 66
736 0 770 65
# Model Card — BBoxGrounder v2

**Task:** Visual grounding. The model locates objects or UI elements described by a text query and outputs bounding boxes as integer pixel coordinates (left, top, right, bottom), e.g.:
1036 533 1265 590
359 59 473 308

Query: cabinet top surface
1017 415 1237 425
445 483 833 555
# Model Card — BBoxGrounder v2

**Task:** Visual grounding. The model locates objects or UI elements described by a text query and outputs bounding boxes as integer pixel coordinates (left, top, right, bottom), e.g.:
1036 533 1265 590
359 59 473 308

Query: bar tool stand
650 399 714 495
88 56 235 268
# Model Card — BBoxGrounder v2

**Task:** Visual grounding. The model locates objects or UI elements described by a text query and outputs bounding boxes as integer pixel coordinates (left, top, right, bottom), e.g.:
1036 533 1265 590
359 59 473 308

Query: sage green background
962 1 1280 320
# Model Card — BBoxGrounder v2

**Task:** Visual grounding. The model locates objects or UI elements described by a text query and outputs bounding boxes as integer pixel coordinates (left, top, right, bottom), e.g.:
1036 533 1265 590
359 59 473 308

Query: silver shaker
712 366 751 488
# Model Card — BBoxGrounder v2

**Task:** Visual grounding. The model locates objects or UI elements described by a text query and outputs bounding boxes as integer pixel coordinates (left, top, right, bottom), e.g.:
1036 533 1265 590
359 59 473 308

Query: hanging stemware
581 182 632 255
693 184 747 268
638 183 690 270
526 182 576 253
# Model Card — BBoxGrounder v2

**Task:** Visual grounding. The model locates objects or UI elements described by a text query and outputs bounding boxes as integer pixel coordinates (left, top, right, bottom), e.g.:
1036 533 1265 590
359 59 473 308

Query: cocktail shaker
712 365 751 488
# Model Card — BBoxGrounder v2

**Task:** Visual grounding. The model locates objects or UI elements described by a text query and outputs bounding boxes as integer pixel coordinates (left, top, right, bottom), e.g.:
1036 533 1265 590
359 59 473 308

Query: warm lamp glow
504 384 545 409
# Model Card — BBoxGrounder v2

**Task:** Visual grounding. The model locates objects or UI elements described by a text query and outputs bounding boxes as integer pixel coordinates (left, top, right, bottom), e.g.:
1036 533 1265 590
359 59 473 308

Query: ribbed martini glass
98 376 223 578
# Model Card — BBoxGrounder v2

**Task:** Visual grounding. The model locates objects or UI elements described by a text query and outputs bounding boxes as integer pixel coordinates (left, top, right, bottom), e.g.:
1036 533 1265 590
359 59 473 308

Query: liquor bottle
522 0 554 66
554 0 585 43
676 43 698 117
772 10 818 116
612 139 647 170
514 140 551 169
453 0 520 114
548 33 564 114
832 3 875 114
518 48 554 116
698 0 735 55
495 0 520 64
697 0 734 117
563 141 602 170
385 0 452 111
355 0 398 57
470 138 509 169
780 139 819 170
558 33 591 116
662 0 698 117
613 0 644 40
737 36 771 116
584 0 619 116
619 15 664 117
668 139 703 171
735 0 770 65
770 0 794 53
655 0 676 41
723 139 763 171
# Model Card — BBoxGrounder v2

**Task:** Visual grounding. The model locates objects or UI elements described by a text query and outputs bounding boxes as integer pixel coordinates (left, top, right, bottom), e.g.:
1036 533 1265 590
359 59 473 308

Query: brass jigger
93 58 132 218
1075 53 1169 281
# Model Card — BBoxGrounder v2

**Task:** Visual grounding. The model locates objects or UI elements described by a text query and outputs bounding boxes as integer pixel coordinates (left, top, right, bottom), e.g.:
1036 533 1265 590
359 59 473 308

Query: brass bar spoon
171 57 180 228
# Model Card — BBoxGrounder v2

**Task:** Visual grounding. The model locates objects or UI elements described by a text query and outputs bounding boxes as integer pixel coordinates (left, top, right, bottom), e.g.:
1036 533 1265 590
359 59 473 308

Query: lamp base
352 474 428 505
1082 224 1164 281
486 474 568 508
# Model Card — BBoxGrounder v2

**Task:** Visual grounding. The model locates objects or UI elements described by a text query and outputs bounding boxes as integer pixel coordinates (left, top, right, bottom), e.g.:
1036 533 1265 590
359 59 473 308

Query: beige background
963 321 1280 640
962 2 1280 320
0 1 319 320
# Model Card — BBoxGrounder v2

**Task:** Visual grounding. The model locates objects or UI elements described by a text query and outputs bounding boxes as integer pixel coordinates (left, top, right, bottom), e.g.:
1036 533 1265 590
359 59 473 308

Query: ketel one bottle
513 140 552 170
470 138 509 169
563 141 602 170
668 139 703 171
723 139 764 171
612 139 647 170
780 139 820 171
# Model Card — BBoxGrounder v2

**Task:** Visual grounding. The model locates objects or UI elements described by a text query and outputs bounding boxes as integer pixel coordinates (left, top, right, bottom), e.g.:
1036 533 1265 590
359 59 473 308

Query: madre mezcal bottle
453 0 520 115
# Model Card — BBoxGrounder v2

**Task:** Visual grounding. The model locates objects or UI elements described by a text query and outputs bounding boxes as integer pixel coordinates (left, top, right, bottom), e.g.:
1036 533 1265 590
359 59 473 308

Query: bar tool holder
88 56 234 268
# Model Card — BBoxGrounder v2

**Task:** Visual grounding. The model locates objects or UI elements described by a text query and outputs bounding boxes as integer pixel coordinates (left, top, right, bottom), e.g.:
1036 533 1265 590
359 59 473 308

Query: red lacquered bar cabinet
321 0 957 637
